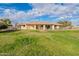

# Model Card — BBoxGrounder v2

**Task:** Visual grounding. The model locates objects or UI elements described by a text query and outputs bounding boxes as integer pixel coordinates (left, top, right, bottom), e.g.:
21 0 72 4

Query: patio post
34 25 36 30
43 25 46 30
51 25 55 30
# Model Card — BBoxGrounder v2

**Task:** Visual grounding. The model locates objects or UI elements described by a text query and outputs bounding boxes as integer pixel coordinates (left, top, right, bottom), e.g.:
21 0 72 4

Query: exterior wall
27 25 35 30
56 25 60 29
21 26 26 29
20 25 27 29
20 25 36 30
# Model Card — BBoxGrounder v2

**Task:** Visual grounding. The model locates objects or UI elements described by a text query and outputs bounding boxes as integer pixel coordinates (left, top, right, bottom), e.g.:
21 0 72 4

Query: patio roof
17 22 62 26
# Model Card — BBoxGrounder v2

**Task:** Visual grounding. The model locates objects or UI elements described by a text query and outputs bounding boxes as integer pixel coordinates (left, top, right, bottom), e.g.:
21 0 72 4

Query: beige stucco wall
20 25 27 29
54 25 60 29
27 25 35 30
20 25 35 30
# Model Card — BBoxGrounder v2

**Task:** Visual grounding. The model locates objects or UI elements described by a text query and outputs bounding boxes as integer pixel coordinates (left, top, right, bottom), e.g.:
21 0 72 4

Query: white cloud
26 3 77 18
0 3 79 25
26 3 79 26
15 11 26 19
1 3 78 20
1 9 26 20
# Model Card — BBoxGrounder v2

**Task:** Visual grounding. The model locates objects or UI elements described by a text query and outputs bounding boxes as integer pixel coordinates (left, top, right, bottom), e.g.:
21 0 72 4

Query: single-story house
16 22 62 30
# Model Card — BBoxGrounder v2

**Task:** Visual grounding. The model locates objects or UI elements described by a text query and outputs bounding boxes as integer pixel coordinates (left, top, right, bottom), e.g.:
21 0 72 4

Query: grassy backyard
0 30 79 56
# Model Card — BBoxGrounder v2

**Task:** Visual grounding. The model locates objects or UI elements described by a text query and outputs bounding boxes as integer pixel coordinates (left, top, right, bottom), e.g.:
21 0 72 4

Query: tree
0 21 8 29
57 20 72 27
0 19 11 25
0 19 11 29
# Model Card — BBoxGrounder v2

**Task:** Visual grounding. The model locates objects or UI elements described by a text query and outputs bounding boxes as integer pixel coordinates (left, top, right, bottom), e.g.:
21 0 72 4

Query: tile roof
17 22 62 25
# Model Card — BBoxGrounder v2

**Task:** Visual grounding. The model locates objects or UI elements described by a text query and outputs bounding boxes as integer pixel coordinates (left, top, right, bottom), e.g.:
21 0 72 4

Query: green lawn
0 30 79 56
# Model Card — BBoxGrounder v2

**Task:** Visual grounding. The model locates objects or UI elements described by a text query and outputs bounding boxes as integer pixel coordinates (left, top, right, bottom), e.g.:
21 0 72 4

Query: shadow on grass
0 29 20 33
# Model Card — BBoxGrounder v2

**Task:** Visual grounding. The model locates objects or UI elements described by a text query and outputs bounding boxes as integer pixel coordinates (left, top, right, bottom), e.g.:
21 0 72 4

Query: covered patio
34 24 60 30
16 22 62 30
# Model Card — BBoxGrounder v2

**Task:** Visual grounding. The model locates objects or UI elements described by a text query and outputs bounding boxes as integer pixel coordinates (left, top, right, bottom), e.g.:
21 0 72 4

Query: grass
0 30 79 56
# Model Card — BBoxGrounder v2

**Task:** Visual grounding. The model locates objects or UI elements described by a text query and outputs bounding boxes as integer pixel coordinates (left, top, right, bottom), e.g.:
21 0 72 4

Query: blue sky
0 3 32 11
0 3 79 26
